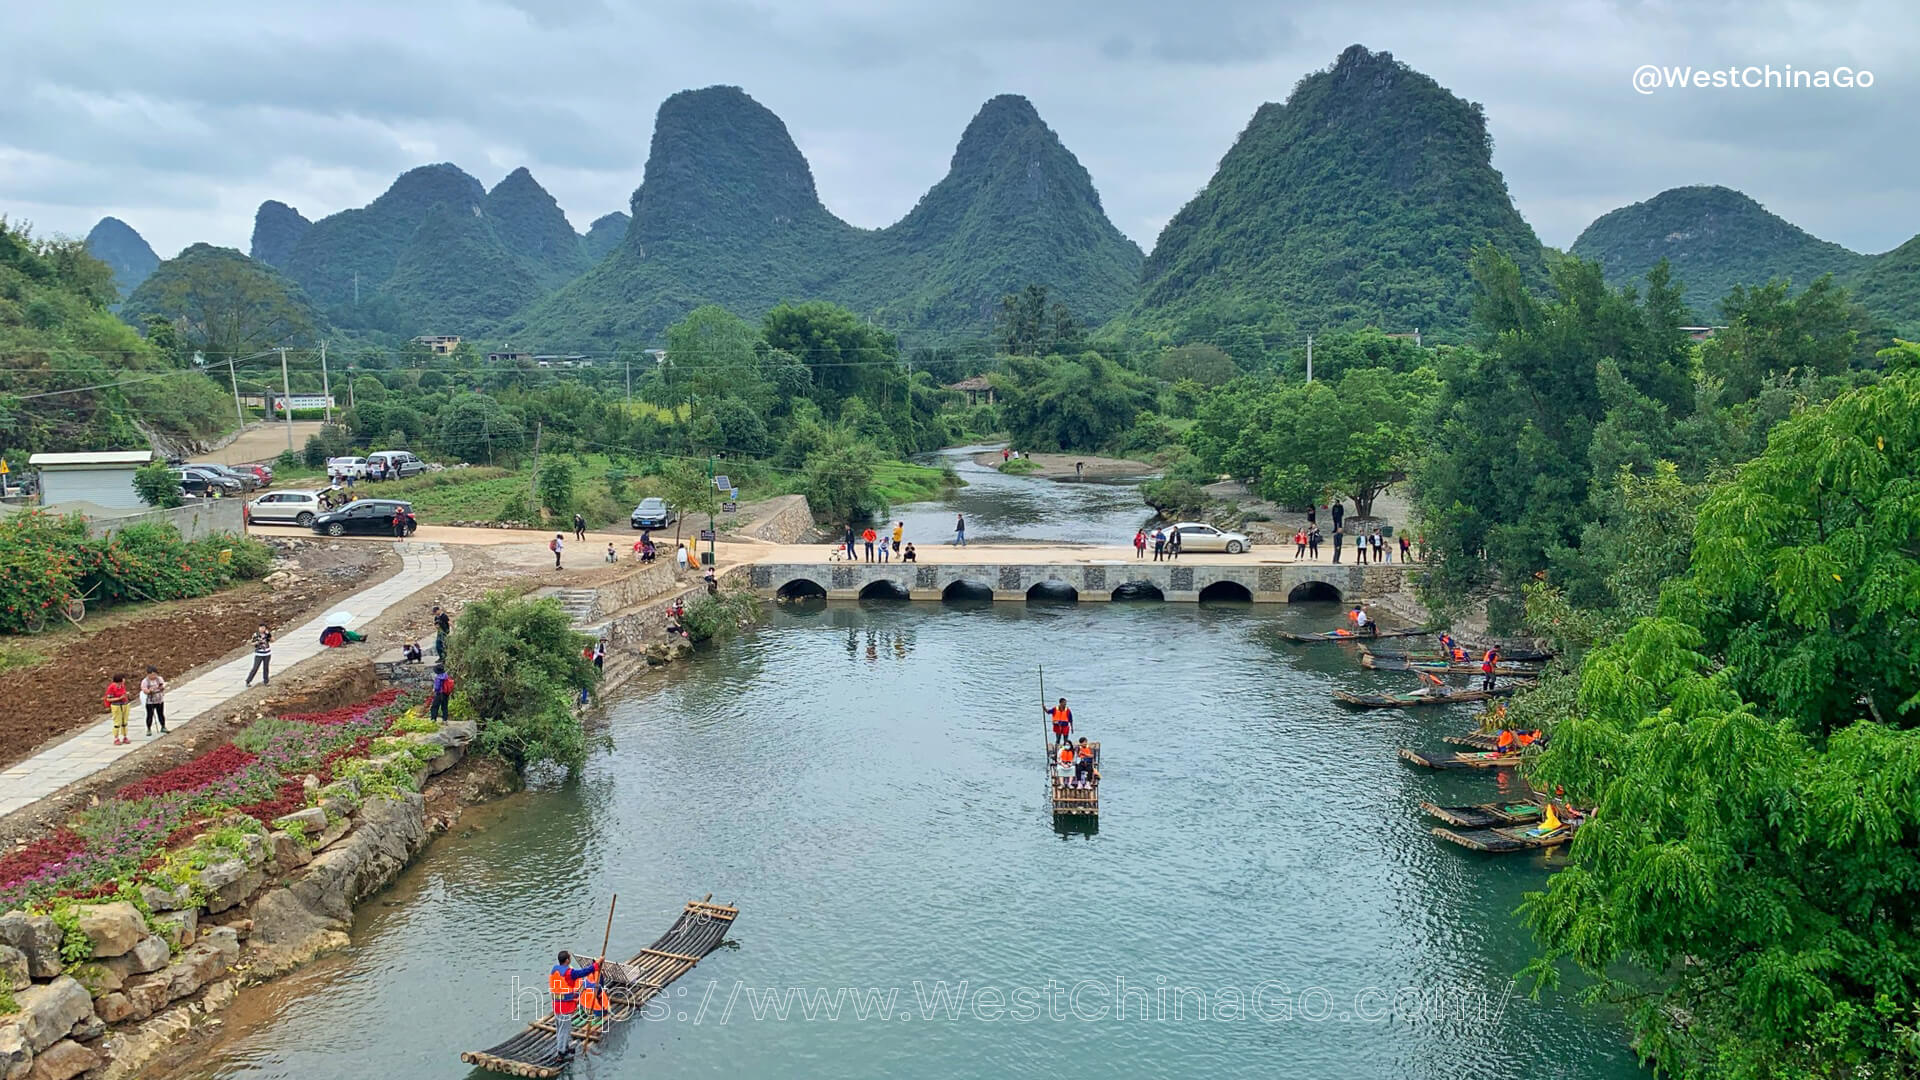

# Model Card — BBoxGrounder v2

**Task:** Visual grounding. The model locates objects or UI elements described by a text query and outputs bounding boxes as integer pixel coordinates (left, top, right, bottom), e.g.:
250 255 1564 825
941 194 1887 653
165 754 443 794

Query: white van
365 450 427 480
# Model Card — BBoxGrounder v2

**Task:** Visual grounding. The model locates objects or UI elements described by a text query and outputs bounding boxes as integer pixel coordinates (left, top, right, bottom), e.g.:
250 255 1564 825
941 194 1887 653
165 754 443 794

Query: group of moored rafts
1286 625 1582 854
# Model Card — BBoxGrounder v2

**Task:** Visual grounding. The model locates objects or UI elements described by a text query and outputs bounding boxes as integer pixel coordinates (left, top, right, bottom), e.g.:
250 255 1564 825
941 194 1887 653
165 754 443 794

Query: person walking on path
573 513 586 542
1134 529 1147 559
245 623 273 687
104 674 131 745
676 543 690 572
1048 697 1074 750
140 665 168 735
433 606 451 659
1399 534 1412 562
550 533 565 570
1331 526 1344 564
953 514 967 547
1293 529 1307 560
429 664 453 722
391 506 407 539
862 526 877 562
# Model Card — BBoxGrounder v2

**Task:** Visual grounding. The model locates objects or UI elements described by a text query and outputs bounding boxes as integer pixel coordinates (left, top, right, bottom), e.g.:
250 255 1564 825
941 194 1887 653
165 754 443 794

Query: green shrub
682 583 763 643
275 449 300 472
133 460 184 508
447 591 603 774
998 457 1040 475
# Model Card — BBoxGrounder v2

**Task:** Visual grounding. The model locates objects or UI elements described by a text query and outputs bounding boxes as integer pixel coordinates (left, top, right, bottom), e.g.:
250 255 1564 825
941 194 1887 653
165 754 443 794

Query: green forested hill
580 212 629 260
1846 233 1920 337
505 86 1142 348
485 167 591 286
281 163 487 310
1570 185 1867 317
2 223 230 456
122 244 326 354
383 203 544 329
83 217 159 300
248 200 311 269
1131 45 1547 343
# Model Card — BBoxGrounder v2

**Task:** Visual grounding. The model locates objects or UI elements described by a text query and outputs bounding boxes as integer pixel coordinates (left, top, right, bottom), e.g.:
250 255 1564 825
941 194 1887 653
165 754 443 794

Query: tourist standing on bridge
1331 526 1344 564
1134 529 1147 558
1167 527 1182 560
1308 526 1321 560
954 514 966 547
1049 698 1074 749
1293 529 1307 560
862 526 877 562
892 520 904 551
1151 528 1166 561
877 535 890 563
548 951 597 1060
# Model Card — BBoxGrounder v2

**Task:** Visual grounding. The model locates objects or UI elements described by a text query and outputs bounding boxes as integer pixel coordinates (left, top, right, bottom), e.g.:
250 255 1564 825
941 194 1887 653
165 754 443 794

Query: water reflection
888 445 1155 545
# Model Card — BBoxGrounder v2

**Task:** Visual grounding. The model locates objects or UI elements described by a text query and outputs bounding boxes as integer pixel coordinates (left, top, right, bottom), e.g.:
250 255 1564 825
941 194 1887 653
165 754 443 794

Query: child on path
140 666 168 734
605 542 617 563
245 624 273 687
550 533 565 570
104 674 131 745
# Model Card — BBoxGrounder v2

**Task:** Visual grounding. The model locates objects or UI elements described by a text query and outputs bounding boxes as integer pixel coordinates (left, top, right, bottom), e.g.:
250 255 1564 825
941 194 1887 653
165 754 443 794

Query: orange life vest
1496 729 1515 749
1452 647 1467 662
1057 746 1073 765
581 982 605 1012
1051 706 1071 732
1516 730 1540 746
1482 650 1497 673
1077 744 1094 759
550 965 583 1014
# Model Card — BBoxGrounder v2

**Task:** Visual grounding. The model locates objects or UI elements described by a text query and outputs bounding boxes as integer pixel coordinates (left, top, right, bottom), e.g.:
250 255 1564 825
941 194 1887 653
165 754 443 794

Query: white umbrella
323 610 356 627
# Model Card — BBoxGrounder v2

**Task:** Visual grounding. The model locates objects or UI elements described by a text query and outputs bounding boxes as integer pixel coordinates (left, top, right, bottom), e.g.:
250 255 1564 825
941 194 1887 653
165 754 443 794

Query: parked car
309 499 418 537
365 450 427 481
326 456 369 480
241 463 274 487
630 497 674 530
173 466 242 497
189 463 260 492
247 489 323 527
1168 522 1253 554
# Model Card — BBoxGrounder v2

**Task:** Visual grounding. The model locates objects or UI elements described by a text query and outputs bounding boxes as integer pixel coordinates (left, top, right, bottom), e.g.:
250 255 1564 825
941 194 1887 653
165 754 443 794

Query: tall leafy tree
995 351 1154 451
1701 276 1861 401
995 284 1083 357
762 300 896 403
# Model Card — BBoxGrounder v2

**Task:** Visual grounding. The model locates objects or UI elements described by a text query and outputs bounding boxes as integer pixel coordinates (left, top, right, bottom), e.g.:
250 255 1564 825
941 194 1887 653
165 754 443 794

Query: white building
28 451 155 509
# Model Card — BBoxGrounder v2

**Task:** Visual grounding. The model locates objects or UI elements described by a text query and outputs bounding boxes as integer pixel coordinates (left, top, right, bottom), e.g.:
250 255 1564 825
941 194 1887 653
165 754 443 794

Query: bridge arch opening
1287 580 1343 603
1026 581 1079 604
1198 580 1254 603
1111 580 1165 602
941 579 994 603
775 578 828 601
858 579 913 602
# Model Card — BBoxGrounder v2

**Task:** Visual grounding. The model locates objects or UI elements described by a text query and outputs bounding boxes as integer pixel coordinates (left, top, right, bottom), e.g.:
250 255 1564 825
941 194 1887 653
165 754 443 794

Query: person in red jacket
103 674 131 745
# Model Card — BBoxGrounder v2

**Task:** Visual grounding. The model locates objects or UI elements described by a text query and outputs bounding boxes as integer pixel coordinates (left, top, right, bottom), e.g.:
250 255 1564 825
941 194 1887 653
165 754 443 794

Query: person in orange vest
549 950 597 1059
1048 698 1073 749
1073 738 1098 786
579 968 609 1033
1481 646 1500 691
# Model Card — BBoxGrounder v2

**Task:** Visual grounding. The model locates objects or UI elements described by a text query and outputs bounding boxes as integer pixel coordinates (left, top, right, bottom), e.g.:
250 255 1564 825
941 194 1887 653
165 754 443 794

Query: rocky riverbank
968 450 1155 481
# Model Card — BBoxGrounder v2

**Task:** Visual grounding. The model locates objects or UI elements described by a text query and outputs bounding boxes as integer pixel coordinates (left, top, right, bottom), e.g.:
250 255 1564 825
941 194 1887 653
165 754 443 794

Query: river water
886 445 1156 546
164 597 1643 1080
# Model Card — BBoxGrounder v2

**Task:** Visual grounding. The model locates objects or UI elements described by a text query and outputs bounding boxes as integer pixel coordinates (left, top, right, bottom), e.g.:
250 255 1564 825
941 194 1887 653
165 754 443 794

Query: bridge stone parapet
748 558 1406 604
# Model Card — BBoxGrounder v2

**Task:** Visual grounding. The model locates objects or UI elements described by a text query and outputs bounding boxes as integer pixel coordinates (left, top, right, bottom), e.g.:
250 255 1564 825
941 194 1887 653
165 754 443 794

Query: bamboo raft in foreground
1050 741 1100 817
1335 686 1518 709
1279 626 1431 644
1362 647 1554 664
1420 800 1545 828
1432 822 1577 852
461 896 739 1078
1398 747 1522 770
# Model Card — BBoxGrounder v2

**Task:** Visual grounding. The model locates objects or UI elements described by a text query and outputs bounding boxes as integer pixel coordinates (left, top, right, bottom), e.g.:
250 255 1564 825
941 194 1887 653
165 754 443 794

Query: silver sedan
1168 522 1253 554
247 489 324 527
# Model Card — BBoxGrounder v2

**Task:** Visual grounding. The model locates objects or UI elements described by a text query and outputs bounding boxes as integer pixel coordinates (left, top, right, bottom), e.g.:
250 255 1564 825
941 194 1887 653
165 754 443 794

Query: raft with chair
1335 686 1517 708
460 895 739 1078
1279 626 1432 644
1431 819 1578 852
1419 800 1546 828
1397 747 1522 770
1360 646 1554 664
1049 741 1100 817
1358 654 1544 676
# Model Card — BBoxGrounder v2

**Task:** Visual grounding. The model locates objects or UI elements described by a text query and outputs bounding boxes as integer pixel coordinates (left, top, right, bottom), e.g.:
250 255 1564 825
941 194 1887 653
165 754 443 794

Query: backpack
550 538 559 552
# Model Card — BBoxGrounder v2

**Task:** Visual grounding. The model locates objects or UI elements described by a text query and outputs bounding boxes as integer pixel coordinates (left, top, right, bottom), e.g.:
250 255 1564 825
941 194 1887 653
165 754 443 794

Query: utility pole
707 451 717 570
625 357 631 404
528 422 543 509
225 354 245 430
320 341 332 423
279 347 294 451
352 272 359 307
346 368 355 410
1305 335 1314 383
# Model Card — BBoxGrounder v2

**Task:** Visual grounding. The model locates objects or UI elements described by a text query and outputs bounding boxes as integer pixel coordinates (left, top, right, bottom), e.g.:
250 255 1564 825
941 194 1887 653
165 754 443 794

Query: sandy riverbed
968 450 1156 480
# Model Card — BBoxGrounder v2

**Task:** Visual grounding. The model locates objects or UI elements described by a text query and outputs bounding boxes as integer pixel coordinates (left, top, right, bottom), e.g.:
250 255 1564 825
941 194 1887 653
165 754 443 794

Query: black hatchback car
309 499 417 537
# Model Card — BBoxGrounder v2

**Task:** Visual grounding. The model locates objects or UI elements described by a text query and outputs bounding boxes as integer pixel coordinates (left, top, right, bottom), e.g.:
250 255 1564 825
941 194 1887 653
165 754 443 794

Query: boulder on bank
73 903 146 960
0 945 30 991
272 807 327 835
99 936 169 982
0 914 62 979
12 977 94 1053
25 1038 98 1080
195 859 265 915
147 910 195 951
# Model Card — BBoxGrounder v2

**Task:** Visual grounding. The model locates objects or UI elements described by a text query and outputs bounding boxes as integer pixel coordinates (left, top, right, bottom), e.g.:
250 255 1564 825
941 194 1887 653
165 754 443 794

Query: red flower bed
235 780 306 824
0 828 86 889
115 743 259 801
283 688 403 726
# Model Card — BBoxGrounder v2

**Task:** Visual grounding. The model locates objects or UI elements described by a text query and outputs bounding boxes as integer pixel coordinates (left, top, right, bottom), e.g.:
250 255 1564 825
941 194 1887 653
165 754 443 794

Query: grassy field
871 460 955 505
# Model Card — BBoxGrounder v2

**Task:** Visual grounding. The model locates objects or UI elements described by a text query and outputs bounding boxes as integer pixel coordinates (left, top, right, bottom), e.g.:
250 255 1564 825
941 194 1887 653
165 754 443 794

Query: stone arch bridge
747 555 1410 604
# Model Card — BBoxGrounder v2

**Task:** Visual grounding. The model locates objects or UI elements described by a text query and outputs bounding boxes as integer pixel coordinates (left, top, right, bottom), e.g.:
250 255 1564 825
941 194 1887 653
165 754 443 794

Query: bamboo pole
596 894 618 970
1038 665 1048 757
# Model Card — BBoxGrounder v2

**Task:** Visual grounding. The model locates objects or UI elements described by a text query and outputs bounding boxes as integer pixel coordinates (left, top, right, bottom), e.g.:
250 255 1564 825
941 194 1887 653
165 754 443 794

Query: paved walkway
0 542 453 818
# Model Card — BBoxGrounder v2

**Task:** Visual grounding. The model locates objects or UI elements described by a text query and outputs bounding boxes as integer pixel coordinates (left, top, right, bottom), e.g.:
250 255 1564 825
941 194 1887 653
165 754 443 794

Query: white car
1168 522 1253 554
326 456 368 479
248 489 325 527
366 449 427 480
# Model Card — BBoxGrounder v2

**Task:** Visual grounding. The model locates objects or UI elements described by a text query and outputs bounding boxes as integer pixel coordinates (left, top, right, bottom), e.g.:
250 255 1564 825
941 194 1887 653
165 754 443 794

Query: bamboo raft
1362 646 1554 664
1432 822 1577 852
1440 731 1501 750
1049 741 1100 817
1335 686 1517 709
1420 800 1545 828
460 896 739 1078
1279 626 1431 644
1359 654 1544 676
1398 747 1521 770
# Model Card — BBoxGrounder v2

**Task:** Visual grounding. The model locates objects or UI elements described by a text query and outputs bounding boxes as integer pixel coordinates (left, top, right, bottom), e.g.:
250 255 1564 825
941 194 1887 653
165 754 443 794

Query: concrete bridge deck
742 543 1415 603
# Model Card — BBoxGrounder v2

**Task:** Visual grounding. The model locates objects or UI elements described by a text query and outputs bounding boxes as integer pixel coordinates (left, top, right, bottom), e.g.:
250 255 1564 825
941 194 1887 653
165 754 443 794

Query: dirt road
210 422 327 466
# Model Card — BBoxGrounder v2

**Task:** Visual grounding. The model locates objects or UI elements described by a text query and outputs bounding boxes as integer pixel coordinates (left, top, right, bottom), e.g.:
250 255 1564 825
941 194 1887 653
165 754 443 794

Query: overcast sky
1 0 1909 261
